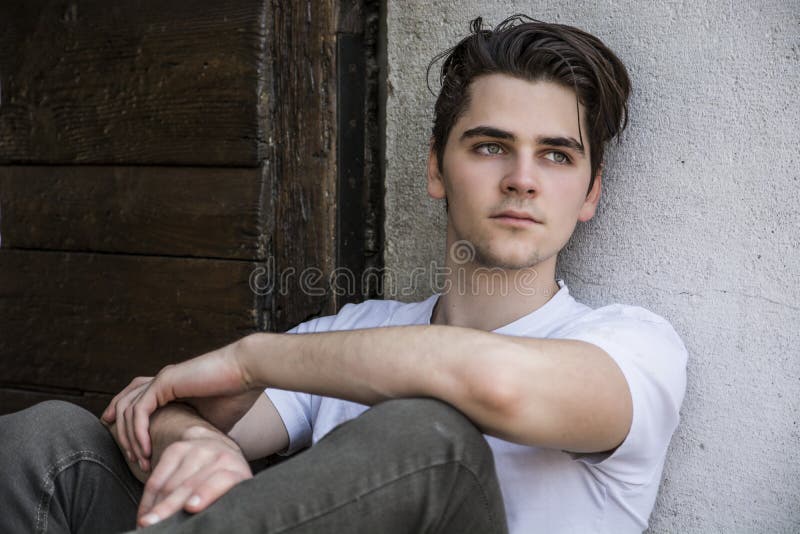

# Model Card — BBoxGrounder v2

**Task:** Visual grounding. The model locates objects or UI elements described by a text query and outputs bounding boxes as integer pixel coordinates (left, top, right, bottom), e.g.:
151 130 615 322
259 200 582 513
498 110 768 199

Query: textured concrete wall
384 1 799 531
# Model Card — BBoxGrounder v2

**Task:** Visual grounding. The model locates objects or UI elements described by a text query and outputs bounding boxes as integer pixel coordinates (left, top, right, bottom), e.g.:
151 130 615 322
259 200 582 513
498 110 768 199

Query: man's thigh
136 398 508 534
0 401 142 533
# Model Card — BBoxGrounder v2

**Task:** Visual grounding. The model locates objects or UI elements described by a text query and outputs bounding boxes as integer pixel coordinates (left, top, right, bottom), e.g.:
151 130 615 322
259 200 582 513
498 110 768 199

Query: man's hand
101 337 258 467
102 376 154 470
136 425 253 528
102 370 263 471
103 399 255 526
104 419 150 483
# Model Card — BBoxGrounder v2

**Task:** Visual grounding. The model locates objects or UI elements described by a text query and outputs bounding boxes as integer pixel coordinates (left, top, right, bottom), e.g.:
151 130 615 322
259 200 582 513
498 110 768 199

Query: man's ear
578 168 602 222
427 141 446 200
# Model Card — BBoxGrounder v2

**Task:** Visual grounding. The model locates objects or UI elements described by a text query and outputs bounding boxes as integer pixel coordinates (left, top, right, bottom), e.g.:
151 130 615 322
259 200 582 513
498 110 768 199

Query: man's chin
473 248 542 271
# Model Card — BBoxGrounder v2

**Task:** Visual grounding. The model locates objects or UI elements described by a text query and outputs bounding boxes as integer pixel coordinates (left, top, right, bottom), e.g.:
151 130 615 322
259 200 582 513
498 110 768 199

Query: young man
0 15 687 533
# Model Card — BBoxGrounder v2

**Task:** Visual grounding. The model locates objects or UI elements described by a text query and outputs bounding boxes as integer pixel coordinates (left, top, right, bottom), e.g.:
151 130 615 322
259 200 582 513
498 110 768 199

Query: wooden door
0 0 382 415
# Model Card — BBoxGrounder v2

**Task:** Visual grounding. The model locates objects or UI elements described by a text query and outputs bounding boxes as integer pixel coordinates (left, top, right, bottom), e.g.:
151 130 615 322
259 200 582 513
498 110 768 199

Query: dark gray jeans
0 398 508 533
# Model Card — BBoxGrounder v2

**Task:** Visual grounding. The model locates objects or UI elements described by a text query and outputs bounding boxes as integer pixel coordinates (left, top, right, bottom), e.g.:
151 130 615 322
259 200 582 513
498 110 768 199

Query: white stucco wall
383 1 800 531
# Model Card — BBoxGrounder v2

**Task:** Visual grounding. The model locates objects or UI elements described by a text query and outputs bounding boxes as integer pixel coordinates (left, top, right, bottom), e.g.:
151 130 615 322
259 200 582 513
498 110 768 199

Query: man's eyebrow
459 126 585 155
460 126 515 141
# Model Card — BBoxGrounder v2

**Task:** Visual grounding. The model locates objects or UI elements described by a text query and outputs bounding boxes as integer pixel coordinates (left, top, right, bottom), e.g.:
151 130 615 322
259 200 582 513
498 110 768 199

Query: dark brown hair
428 15 631 189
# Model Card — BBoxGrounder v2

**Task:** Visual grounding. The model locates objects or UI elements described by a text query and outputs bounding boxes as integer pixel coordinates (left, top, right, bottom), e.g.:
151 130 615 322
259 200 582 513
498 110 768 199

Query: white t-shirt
265 281 688 533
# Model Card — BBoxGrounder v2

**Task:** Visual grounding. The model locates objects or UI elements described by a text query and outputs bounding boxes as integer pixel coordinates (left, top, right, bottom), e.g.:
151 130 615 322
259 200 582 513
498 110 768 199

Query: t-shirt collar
422 279 573 335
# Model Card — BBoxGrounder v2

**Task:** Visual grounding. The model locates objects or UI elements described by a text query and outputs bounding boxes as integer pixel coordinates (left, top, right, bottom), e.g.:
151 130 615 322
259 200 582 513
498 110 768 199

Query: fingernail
138 458 147 472
141 513 160 526
126 450 133 462
188 495 201 507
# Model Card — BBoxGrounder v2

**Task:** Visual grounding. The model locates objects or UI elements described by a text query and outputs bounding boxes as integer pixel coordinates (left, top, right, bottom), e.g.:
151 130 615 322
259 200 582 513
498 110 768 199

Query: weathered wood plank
0 386 113 417
265 0 339 331
0 166 266 259
0 249 262 393
0 0 268 165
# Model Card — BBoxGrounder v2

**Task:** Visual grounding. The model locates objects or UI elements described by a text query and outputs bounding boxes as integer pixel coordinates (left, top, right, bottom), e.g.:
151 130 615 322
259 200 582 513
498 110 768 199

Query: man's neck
430 255 560 331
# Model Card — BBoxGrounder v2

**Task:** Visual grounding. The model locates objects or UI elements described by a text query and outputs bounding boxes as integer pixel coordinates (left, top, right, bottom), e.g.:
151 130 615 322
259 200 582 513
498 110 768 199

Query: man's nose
500 156 539 197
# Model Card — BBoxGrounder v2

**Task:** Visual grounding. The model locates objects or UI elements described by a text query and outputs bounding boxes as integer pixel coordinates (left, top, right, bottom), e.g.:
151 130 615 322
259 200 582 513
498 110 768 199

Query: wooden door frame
0 0 384 413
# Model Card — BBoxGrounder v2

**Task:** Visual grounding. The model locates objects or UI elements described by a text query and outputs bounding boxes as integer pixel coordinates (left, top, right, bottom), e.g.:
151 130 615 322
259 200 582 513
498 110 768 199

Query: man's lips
490 210 541 224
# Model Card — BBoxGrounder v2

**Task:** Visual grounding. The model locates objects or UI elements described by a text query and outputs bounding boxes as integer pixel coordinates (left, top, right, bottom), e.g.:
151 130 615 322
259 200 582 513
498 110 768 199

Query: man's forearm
236 325 630 453
241 326 503 403
149 403 227 458
237 326 525 442
110 402 231 483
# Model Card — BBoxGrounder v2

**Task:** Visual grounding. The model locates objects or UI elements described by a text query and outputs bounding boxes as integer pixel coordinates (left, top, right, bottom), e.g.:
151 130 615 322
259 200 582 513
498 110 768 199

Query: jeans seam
271 459 499 534
35 450 139 534
447 460 502 534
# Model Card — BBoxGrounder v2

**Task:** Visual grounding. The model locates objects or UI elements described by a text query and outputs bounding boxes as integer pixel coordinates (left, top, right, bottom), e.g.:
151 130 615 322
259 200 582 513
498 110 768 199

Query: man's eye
544 151 570 164
476 143 504 156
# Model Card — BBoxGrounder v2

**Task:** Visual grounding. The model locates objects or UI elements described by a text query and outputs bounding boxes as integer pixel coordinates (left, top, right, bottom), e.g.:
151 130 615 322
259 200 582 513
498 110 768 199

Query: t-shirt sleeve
263 315 336 456
264 388 315 456
560 304 688 486
260 299 405 455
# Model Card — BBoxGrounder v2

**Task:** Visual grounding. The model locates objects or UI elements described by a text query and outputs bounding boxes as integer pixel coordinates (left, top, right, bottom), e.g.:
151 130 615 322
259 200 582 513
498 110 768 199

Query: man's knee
360 398 494 467
23 399 98 433
1 400 113 456
368 397 477 434
27 399 94 421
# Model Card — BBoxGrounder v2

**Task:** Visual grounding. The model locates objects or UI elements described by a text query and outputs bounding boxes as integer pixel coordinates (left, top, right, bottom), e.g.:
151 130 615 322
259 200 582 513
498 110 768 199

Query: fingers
124 369 172 464
137 439 252 528
109 366 179 467
101 376 152 423
134 364 182 459
139 468 249 528
140 440 219 515
133 372 171 459
182 468 252 513
138 442 186 516
109 382 150 465
124 385 151 467
139 485 194 528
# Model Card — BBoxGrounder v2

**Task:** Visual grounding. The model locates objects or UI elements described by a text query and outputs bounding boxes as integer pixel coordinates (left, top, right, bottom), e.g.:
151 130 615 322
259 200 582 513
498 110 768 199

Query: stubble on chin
472 239 543 271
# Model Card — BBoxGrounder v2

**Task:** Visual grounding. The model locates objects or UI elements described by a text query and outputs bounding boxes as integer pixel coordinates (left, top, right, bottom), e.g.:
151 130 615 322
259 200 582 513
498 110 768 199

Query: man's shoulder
288 296 437 334
545 287 687 359
558 302 678 335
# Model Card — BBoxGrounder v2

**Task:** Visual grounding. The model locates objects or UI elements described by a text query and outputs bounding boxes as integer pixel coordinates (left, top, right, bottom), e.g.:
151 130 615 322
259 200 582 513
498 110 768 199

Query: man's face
428 74 601 270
